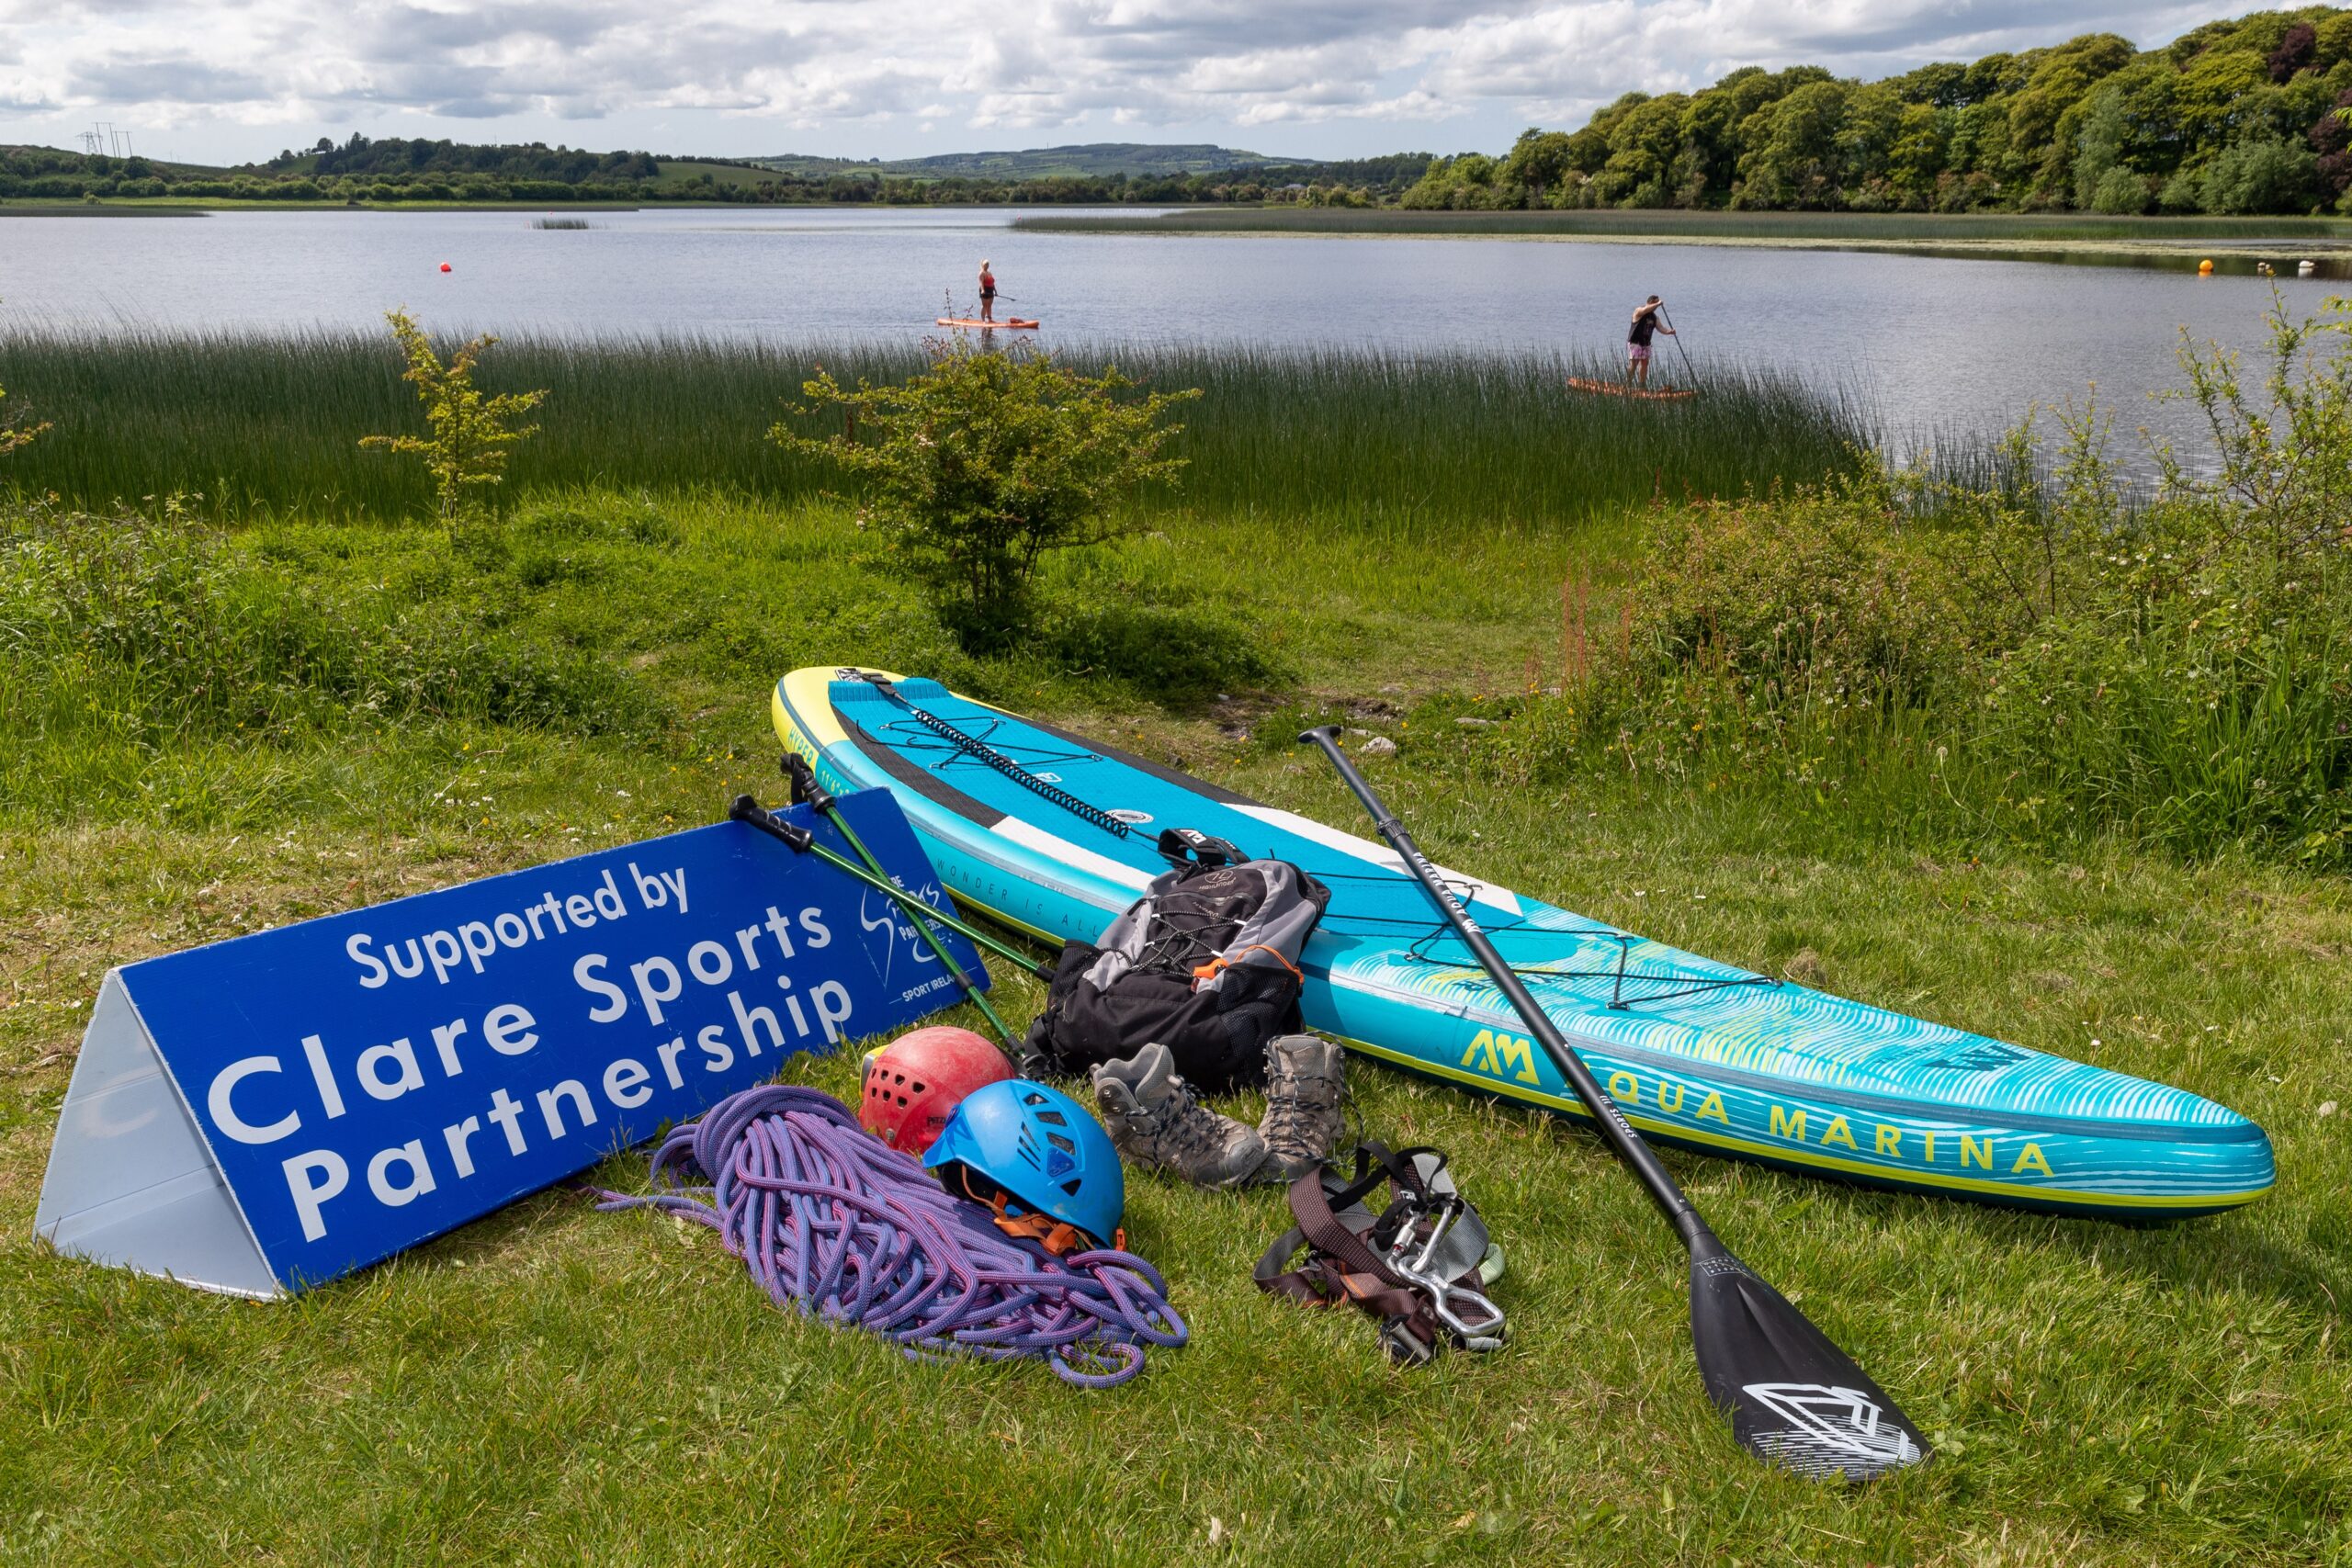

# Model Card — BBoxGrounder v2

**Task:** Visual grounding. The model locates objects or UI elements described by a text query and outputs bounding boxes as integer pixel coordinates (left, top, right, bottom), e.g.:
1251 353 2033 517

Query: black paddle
1297 727 1928 1481
1658 305 1700 389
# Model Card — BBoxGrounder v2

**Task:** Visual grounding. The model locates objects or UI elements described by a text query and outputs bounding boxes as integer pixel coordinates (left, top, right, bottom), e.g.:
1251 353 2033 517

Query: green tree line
0 137 1429 208
1405 6 2352 215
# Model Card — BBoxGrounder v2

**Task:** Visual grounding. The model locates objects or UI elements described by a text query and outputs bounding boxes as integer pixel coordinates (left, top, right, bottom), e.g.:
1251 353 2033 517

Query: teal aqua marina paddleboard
775 668 2274 1219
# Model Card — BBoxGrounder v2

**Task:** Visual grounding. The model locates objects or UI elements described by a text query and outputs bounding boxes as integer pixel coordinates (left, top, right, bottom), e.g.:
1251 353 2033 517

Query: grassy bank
2 482 2348 1563
0 333 1867 526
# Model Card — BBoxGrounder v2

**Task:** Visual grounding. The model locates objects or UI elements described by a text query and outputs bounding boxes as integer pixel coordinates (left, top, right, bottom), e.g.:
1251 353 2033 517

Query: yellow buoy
2199 258 2214 276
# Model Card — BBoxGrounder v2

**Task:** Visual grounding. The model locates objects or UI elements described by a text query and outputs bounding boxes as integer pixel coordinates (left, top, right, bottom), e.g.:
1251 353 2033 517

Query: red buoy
439 263 452 273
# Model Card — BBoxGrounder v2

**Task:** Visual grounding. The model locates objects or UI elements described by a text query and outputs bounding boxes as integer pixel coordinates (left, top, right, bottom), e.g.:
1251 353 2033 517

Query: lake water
2 205 2341 454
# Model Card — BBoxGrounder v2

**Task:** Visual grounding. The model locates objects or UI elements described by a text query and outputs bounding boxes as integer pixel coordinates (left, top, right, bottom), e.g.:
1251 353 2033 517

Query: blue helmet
924 1078 1125 1247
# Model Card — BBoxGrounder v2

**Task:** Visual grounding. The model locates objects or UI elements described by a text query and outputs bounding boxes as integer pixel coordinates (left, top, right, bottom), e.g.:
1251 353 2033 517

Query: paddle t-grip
783 752 836 813
728 794 814 852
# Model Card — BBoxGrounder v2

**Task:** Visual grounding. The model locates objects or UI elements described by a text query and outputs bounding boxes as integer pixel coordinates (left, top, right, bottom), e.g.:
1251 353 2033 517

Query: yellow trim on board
773 668 2264 1216
1337 1036 2264 1211
896 870 2260 1214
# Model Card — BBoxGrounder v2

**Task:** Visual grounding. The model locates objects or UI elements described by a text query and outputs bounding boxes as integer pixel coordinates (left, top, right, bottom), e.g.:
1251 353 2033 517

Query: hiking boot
1091 1043 1266 1190
1256 1034 1346 1183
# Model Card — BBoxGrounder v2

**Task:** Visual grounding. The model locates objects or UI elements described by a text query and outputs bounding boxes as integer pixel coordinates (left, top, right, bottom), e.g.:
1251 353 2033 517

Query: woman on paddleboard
1627 296 1673 388
978 259 998 323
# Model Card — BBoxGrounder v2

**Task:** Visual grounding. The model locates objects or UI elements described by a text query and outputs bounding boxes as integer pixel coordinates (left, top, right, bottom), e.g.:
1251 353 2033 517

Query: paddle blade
1690 1242 1928 1482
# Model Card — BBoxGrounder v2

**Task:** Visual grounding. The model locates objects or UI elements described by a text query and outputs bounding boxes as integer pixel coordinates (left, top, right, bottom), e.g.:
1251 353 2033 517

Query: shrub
0 505 659 749
773 343 1199 650
0 297 50 457
360 310 548 525
1510 298 2352 864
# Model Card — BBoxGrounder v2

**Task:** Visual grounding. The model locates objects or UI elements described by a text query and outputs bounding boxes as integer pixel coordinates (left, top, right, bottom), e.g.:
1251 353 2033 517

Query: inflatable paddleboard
937 317 1039 330
1567 376 1695 401
775 668 2273 1219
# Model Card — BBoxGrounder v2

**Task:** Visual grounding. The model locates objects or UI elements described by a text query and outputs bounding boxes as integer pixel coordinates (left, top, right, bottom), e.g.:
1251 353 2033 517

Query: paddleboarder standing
1627 296 1672 388
978 259 998 322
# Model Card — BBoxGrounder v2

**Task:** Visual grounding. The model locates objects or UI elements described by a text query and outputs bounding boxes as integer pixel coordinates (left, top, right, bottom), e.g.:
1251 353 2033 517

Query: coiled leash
598 1086 1187 1388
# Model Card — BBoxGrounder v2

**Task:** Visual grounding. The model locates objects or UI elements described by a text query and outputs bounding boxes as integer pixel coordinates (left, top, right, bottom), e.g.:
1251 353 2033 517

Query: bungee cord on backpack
597 1085 1186 1388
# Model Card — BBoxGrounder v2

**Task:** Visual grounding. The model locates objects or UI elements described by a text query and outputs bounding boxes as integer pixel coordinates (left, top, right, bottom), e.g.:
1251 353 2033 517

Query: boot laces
1261 1049 1340 1153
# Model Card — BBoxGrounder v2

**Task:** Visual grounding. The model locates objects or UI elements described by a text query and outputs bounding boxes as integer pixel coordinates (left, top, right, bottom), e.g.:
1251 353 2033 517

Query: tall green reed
0 330 1870 525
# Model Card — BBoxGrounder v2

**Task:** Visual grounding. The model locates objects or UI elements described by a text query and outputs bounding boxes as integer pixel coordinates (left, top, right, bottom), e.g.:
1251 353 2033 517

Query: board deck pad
775 668 2274 1218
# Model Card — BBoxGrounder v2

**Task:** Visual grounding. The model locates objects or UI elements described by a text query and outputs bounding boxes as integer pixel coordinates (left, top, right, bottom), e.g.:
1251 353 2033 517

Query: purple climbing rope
597 1085 1185 1388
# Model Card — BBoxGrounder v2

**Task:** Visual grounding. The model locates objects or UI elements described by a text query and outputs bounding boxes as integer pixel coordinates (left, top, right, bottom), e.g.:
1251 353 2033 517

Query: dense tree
13 7 2352 217
1462 6 2352 215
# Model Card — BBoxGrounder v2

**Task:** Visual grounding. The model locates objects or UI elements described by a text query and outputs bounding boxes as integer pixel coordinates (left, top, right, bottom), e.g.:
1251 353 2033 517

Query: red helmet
859 1027 1015 1155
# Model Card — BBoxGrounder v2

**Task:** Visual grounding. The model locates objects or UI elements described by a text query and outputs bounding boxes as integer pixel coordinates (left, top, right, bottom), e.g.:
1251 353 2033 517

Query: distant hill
746 143 1299 180
0 135 1412 207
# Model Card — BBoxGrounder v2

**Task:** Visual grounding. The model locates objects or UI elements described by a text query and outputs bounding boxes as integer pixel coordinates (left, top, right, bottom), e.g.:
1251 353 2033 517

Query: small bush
774 343 1199 650
1038 597 1290 705
361 310 548 525
0 506 659 749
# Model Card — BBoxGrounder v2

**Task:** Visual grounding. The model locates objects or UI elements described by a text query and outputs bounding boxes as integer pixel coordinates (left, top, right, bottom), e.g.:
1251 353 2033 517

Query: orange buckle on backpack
1192 944 1305 988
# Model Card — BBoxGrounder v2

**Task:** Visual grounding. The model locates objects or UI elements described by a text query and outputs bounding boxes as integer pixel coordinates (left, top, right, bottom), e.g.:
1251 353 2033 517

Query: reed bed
0 330 1870 525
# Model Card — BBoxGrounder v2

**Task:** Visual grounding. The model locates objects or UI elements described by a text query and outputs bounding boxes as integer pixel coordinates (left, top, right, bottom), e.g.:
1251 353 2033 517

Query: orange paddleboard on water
937 317 1040 330
1566 376 1695 401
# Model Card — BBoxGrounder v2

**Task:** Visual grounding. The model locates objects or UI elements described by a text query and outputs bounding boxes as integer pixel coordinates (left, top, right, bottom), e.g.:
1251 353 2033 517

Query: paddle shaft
1299 728 1710 1251
1659 306 1699 383
782 757 1023 1046
728 795 1049 985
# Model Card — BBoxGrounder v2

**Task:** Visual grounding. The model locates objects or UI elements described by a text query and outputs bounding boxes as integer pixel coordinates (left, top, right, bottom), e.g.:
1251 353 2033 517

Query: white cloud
0 0 2280 161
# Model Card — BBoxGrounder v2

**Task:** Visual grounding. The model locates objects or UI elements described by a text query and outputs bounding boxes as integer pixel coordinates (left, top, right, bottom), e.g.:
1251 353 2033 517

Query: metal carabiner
1381 1197 1508 1351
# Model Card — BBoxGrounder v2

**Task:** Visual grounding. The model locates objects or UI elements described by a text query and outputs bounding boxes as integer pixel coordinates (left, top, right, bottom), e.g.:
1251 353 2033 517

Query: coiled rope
597 1085 1185 1388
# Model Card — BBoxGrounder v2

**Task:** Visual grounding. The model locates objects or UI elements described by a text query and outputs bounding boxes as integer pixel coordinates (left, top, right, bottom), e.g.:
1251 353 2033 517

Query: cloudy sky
0 0 2271 166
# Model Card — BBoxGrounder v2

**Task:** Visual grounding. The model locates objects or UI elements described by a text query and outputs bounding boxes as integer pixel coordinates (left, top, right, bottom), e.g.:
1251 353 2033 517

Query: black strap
846 671 1134 841
1156 828 1248 868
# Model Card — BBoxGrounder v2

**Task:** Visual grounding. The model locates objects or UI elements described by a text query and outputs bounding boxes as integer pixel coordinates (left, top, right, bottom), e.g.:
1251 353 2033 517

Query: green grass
1017 208 2352 244
652 160 774 189
2 490 2347 1562
0 333 1871 525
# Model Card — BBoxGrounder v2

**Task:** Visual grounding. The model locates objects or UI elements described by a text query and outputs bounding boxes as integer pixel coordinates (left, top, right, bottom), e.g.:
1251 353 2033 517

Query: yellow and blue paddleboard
775 667 2274 1220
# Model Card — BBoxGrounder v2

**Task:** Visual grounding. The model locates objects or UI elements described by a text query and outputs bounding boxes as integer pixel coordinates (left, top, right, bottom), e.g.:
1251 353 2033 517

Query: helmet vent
1035 1109 1069 1126
1046 1132 1076 1154
1061 1179 1083 1196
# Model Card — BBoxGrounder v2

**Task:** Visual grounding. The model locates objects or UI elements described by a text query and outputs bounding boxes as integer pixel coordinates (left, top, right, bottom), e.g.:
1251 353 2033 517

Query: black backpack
1023 829 1330 1090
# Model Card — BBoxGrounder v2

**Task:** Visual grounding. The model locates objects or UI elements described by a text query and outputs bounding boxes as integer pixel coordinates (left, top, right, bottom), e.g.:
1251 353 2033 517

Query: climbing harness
1254 1143 1507 1367
598 1086 1185 1388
